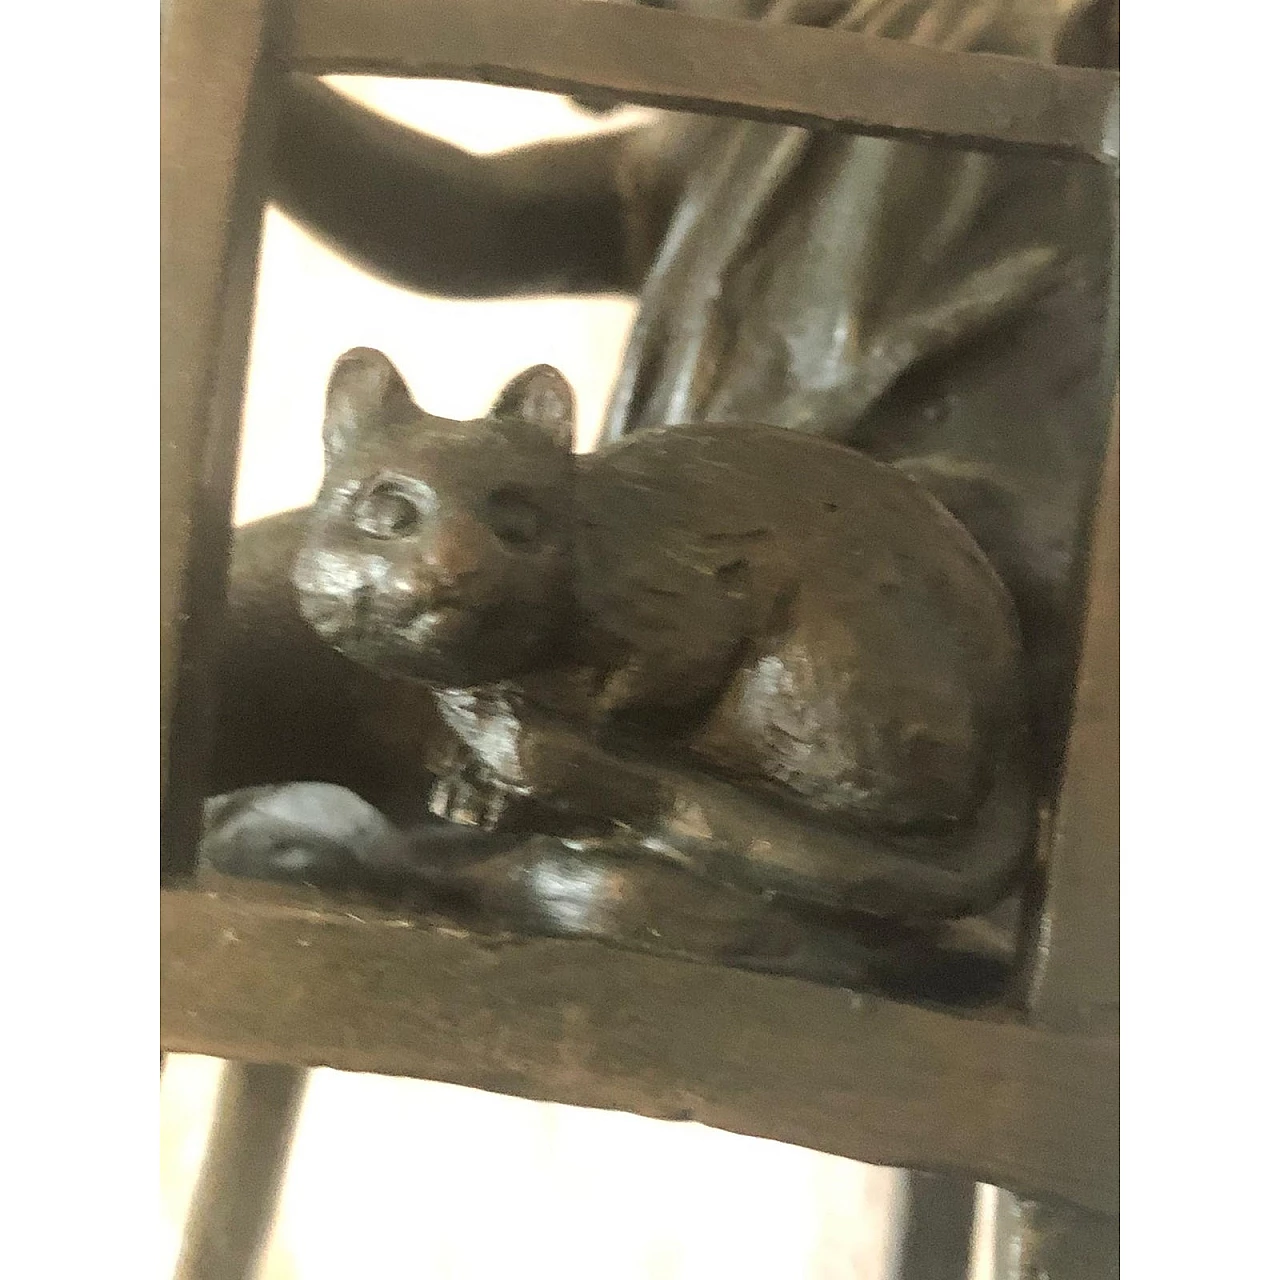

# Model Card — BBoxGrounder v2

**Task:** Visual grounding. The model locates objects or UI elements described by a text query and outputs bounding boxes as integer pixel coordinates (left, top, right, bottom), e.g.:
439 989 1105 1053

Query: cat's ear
323 348 414 459
490 365 575 451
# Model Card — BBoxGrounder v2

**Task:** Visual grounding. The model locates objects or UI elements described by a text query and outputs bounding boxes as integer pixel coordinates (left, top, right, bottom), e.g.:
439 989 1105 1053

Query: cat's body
569 423 1024 832
269 350 1034 922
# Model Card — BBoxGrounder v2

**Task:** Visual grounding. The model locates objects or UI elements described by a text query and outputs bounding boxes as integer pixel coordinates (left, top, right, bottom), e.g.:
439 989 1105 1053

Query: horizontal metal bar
161 880 1118 1214
289 0 1118 164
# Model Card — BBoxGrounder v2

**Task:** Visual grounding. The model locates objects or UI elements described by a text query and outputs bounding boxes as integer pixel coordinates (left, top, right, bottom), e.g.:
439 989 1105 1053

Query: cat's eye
352 481 420 540
485 488 544 550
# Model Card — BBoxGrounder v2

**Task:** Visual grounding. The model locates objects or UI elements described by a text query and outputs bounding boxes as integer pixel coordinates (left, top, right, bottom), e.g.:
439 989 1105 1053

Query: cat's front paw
428 761 511 829
200 784 401 890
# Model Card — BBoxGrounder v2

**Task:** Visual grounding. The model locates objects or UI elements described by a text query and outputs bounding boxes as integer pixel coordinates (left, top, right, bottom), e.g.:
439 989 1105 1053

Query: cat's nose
384 515 488 614
419 562 479 606
421 515 488 593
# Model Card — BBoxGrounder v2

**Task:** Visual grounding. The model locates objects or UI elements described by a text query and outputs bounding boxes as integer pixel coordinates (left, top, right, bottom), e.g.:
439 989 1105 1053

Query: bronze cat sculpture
201 0 1115 996
205 346 1034 956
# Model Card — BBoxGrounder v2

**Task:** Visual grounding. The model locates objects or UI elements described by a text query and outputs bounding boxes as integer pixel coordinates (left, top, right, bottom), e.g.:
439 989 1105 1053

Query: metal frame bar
291 0 1118 164
160 0 284 876
1029 403 1120 1035
161 878 1119 1214
172 1062 308 1280
160 0 1120 1228
896 1175 977 1280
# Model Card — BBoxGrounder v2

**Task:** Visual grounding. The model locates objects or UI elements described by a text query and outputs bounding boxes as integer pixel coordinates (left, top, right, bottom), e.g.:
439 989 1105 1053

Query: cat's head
293 348 576 686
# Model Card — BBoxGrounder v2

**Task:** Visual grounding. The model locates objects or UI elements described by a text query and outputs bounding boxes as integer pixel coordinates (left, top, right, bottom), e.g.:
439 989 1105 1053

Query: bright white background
231 79 644 524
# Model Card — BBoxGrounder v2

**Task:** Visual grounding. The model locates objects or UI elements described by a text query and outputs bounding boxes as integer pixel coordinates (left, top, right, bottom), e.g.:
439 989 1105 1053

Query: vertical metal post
163 11 300 1266
984 417 1119 1279
173 1062 308 1280
160 0 284 876
988 166 1120 1280
981 1191 1119 1280
896 1175 977 1280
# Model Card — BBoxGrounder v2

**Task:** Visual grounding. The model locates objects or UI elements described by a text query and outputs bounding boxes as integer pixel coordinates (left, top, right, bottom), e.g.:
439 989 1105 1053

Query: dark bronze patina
206 346 1042 992
163 0 1118 1261
204 0 1114 1000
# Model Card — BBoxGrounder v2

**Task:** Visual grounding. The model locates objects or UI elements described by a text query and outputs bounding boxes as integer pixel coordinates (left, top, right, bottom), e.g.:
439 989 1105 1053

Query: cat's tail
655 736 1038 922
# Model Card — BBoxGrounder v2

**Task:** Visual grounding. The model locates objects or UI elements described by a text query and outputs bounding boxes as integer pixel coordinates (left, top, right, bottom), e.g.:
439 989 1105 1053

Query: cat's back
578 422 1012 610
574 423 1023 717
584 421 973 532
